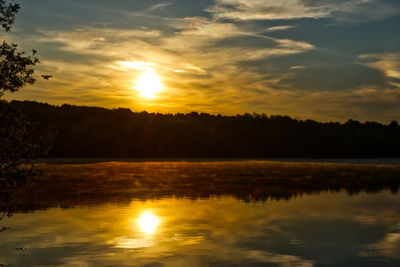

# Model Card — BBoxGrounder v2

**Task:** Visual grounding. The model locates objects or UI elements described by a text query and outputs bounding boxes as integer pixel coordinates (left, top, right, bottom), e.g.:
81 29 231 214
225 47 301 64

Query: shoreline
33 157 400 165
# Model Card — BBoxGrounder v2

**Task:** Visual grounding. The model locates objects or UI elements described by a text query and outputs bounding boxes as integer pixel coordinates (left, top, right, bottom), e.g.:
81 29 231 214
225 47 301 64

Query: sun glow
134 70 163 98
138 212 160 234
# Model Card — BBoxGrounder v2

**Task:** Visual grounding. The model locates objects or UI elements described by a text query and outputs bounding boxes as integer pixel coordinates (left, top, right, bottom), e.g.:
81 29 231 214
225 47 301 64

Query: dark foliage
0 0 50 184
0 1 50 229
0 1 48 97
0 101 49 183
8 100 400 158
0 101 51 220
0 1 51 96
0 0 19 32
0 0 47 186
0 42 40 96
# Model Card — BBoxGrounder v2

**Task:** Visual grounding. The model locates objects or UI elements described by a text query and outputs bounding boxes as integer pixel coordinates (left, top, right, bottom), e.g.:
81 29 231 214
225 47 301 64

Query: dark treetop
8 100 400 159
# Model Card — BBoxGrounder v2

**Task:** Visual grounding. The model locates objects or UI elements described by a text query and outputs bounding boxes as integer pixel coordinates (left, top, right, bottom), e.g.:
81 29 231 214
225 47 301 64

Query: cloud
110 60 206 74
108 61 156 71
170 17 314 55
358 53 400 88
266 25 296 32
206 0 328 20
149 2 172 11
290 65 306 70
36 28 161 54
179 17 239 38
273 38 314 51
206 0 400 22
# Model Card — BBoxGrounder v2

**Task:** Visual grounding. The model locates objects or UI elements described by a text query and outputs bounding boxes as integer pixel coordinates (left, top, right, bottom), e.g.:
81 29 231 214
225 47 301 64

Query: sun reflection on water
138 211 160 234
2 193 400 266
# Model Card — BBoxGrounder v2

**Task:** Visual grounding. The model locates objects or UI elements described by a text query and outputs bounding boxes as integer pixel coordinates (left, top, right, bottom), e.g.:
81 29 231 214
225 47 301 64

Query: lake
1 161 400 266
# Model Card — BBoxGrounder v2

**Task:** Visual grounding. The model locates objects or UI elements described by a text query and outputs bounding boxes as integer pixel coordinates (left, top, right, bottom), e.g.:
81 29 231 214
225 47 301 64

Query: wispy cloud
108 61 156 71
36 28 161 54
266 25 296 32
206 0 399 22
290 65 306 70
358 53 400 88
149 2 172 11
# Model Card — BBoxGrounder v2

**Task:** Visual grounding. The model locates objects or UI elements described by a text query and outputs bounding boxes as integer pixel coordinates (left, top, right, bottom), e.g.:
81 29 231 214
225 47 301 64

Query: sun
138 212 160 234
134 70 163 98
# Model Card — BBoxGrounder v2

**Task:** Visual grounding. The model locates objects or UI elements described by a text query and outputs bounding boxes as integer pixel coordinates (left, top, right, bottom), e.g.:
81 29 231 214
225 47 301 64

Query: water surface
1 191 399 266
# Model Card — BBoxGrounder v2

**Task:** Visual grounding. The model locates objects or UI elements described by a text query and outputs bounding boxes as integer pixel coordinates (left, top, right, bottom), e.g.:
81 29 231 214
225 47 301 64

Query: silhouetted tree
0 2 50 97
0 0 18 32
1 1 50 220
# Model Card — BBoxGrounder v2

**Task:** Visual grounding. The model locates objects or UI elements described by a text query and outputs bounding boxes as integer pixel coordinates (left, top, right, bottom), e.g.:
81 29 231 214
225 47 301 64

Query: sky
3 0 400 122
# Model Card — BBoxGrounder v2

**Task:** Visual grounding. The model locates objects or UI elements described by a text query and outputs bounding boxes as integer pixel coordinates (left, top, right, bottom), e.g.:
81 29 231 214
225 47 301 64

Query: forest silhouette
5 100 400 159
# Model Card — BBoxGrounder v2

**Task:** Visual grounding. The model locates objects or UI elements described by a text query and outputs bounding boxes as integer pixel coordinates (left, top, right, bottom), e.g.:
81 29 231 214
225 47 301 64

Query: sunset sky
3 0 400 122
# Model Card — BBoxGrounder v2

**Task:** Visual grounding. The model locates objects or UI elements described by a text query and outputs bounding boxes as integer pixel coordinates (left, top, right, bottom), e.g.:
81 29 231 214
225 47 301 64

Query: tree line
6 100 400 158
